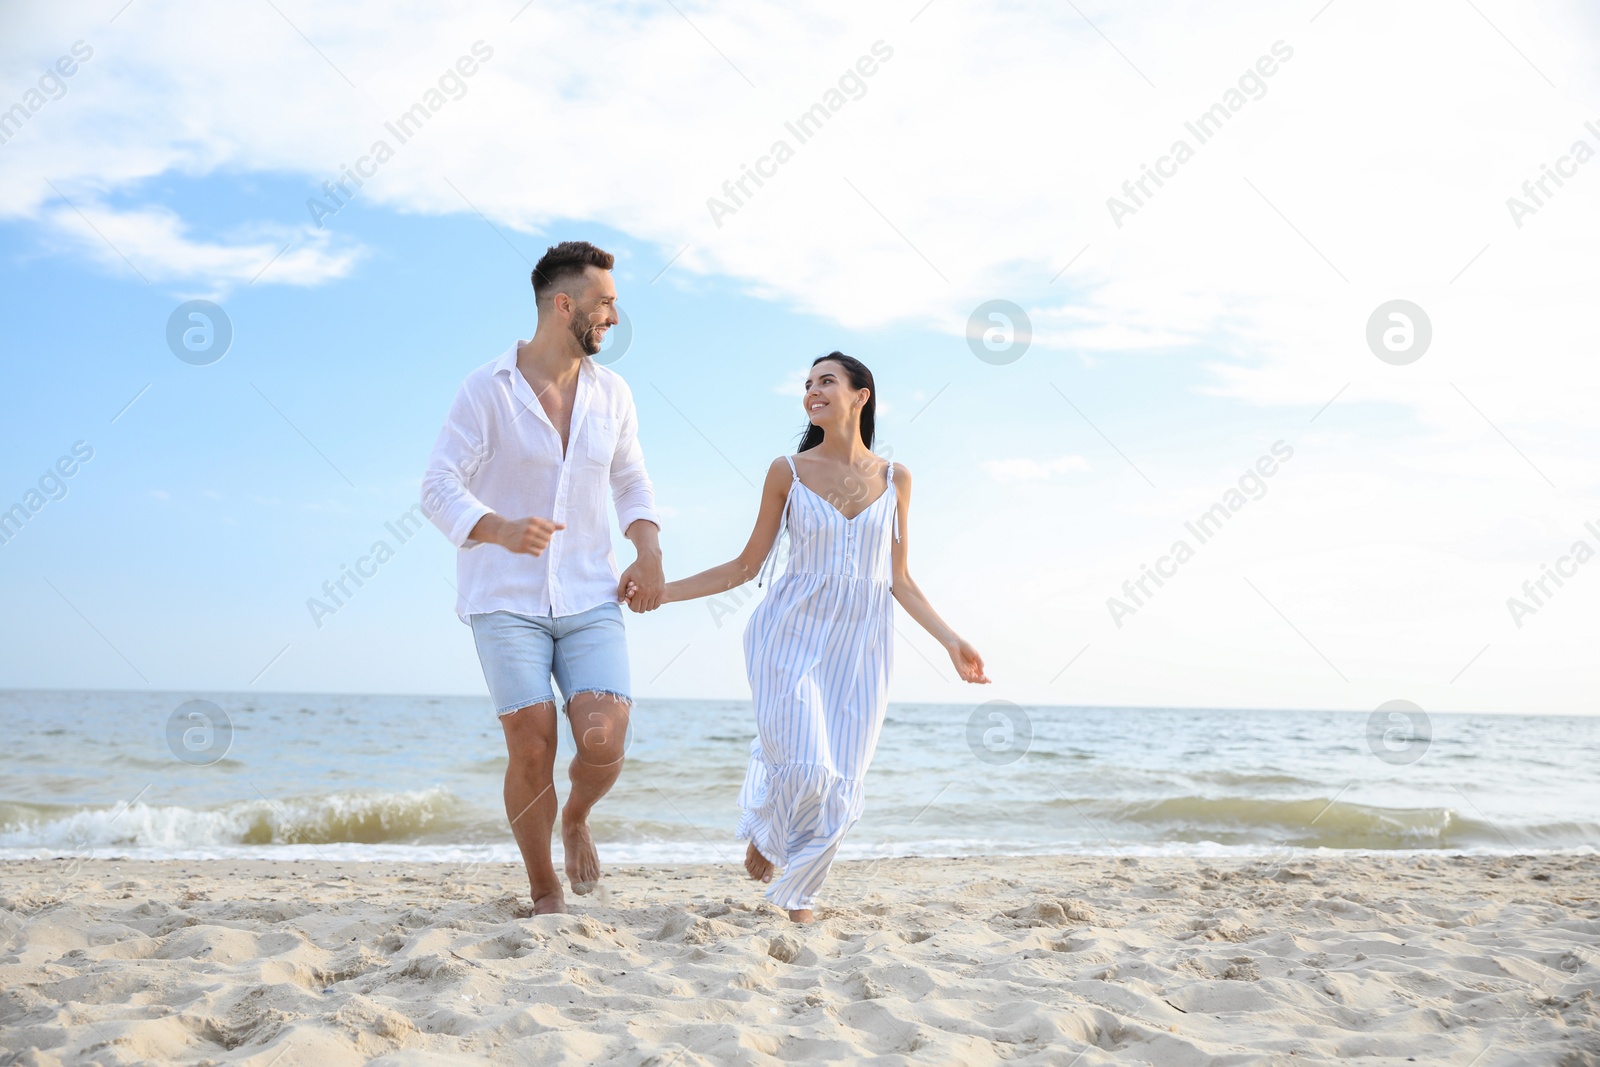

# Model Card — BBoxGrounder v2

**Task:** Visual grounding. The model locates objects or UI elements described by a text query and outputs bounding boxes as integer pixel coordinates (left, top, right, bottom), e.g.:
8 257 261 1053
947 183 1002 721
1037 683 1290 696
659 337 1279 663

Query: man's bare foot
532 890 567 915
745 841 774 883
788 909 814 924
562 817 601 894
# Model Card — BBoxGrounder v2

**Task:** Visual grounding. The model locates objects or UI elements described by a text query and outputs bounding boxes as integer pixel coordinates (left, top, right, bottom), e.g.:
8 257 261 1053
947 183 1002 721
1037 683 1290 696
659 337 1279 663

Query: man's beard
572 316 604 356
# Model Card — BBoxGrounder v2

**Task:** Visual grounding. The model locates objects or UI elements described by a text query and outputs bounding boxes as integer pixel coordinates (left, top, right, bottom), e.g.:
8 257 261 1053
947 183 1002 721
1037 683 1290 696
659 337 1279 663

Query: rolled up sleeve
609 390 659 534
422 384 495 549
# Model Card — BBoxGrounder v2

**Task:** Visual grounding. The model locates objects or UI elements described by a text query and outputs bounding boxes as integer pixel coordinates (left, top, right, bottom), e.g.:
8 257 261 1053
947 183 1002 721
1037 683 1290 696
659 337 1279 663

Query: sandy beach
2 853 1597 1065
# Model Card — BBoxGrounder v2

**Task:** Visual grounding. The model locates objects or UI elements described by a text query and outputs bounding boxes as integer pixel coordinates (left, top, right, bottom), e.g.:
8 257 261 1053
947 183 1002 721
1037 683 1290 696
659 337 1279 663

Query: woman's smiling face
803 359 868 428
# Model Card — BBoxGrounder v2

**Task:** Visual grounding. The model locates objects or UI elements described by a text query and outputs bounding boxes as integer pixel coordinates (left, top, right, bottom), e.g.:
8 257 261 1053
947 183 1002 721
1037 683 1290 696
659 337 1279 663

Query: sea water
2 689 1596 867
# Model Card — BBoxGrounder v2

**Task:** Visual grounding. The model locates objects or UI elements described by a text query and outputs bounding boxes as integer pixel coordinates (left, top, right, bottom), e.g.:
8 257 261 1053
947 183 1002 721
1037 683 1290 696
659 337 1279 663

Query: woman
628 352 988 922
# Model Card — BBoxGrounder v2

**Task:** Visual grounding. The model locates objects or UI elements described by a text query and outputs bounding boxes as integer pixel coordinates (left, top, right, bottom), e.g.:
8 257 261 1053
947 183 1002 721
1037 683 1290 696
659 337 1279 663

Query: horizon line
1 686 1588 717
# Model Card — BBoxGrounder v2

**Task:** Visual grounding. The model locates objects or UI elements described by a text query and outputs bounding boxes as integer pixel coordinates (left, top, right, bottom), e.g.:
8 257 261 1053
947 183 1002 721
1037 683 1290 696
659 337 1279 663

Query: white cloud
4 1 1591 412
772 368 807 397
4 0 1599 709
981 455 1093 482
39 198 360 293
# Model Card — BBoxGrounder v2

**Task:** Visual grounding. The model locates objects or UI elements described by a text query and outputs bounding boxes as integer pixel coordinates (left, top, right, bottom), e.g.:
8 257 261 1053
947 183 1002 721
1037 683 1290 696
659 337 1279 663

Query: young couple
422 241 987 924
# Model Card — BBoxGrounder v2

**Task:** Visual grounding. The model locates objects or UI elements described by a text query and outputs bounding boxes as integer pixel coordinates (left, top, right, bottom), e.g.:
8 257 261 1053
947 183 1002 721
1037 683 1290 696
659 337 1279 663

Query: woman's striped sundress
737 453 899 911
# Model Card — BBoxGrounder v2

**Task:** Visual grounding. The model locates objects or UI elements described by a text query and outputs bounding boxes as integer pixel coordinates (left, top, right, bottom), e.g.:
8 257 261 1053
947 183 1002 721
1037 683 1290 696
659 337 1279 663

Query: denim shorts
469 602 632 717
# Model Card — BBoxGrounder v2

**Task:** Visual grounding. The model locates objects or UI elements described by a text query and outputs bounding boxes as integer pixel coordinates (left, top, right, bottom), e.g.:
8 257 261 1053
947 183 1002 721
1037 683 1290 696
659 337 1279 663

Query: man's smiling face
567 266 619 356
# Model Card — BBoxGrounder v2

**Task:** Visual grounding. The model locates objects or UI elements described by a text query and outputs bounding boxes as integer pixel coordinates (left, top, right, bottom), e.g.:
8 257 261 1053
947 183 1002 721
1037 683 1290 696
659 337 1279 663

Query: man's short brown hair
531 241 614 308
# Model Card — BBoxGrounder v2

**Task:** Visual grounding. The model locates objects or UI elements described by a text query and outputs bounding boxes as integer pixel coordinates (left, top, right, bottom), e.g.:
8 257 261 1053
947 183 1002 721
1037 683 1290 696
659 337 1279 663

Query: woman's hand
622 579 673 612
617 557 664 611
947 637 990 684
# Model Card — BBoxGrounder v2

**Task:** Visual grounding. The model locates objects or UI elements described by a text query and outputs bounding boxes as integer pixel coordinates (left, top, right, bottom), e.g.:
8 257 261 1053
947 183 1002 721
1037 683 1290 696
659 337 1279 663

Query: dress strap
887 461 900 543
758 456 798 588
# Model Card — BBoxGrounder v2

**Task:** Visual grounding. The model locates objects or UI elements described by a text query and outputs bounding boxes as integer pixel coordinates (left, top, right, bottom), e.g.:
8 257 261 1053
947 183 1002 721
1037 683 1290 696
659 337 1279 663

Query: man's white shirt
422 343 659 622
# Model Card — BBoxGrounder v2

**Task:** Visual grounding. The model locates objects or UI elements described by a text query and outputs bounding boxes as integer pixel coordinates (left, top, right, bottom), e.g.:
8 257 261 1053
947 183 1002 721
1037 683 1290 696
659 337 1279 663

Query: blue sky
2 0 1597 713
0 179 1219 699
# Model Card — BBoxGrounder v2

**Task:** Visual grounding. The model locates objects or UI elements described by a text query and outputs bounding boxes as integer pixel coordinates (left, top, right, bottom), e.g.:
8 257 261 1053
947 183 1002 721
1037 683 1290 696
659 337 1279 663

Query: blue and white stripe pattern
738 455 898 910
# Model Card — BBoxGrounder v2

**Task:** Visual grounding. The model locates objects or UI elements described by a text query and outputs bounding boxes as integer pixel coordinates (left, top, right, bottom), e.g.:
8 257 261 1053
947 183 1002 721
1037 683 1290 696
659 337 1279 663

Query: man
422 241 664 914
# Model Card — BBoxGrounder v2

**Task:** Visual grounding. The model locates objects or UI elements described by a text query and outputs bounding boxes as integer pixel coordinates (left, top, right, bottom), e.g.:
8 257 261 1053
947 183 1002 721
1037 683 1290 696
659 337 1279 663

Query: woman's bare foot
562 818 601 894
532 890 567 915
744 841 774 883
788 909 814 924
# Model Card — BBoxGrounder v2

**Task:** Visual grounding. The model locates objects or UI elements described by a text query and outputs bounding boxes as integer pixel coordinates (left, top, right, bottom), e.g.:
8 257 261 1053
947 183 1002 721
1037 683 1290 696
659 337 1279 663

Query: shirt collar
493 342 522 377
495 342 598 436
494 342 597 384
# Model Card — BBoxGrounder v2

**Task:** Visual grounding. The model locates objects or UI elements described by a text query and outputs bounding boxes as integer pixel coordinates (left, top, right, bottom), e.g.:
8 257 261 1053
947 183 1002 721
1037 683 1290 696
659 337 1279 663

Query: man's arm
421 383 496 548
471 513 566 555
619 518 664 609
423 379 564 556
609 389 665 609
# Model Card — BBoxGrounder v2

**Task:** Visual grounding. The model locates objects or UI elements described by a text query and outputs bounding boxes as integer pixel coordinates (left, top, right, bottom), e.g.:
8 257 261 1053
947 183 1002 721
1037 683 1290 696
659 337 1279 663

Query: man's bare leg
500 702 565 914
560 692 630 894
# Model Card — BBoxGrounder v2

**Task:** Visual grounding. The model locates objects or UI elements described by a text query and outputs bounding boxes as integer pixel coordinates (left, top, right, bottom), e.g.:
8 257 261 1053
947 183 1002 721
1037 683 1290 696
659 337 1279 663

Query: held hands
947 637 990 684
617 556 665 612
487 514 565 556
618 578 661 612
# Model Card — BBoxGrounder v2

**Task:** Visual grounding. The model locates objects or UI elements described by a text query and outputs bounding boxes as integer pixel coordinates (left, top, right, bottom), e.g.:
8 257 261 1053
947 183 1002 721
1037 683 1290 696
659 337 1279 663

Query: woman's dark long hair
797 352 875 452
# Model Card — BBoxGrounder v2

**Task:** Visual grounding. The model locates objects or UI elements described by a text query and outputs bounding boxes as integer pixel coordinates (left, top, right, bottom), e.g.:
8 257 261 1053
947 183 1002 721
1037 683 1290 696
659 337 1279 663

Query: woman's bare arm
655 458 793 605
889 465 990 683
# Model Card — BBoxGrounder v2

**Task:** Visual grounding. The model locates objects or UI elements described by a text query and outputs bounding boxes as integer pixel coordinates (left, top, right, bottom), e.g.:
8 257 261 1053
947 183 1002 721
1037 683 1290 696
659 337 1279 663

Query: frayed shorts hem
495 689 634 718
496 687 633 723
470 602 632 722
495 695 557 718
565 688 634 711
